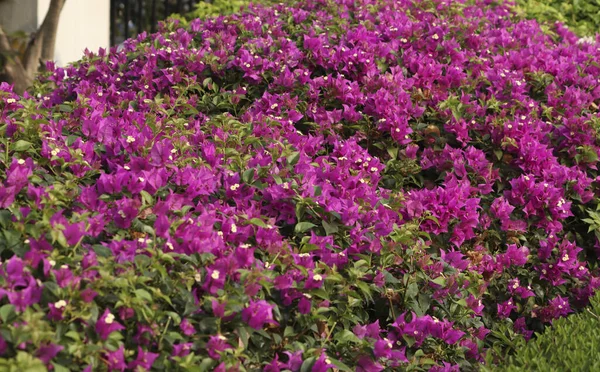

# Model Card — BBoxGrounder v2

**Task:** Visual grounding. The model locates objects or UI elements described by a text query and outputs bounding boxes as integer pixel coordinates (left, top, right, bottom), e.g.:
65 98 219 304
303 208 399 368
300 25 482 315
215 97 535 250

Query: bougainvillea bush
2 0 600 370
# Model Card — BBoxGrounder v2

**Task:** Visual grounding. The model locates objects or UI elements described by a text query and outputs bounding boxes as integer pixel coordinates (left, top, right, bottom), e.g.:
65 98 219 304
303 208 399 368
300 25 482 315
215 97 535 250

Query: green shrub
515 0 600 36
3 0 600 370
190 0 267 19
488 292 600 371
169 0 272 27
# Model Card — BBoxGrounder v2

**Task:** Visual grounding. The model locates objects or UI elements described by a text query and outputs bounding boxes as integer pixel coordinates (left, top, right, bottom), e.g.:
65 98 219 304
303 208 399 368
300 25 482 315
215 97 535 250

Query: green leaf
383 270 401 284
287 151 300 166
0 210 11 227
135 289 153 302
311 288 331 301
66 135 79 146
284 326 295 338
431 276 446 286
64 331 81 341
494 149 503 160
92 244 113 258
295 222 316 234
51 363 71 372
417 293 431 316
405 282 419 300
300 357 316 372
329 358 355 372
0 304 15 323
140 190 153 207
237 326 251 349
59 104 73 112
242 168 255 184
322 220 338 235
247 218 268 228
356 281 374 302
334 329 361 344
13 140 32 152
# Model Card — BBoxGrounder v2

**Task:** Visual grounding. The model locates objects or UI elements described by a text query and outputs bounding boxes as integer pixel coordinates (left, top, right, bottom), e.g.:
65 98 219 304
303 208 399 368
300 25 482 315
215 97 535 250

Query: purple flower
373 338 393 359
36 343 63 364
63 221 86 246
298 295 312 314
180 318 195 336
4 256 26 286
514 317 533 340
490 196 514 223
81 288 98 303
119 307 135 321
0 336 6 356
365 320 382 339
357 356 385 372
282 350 303 371
171 342 194 358
312 353 336 372
47 300 66 321
242 300 278 330
112 198 139 229
7 278 42 312
212 299 226 318
353 324 367 339
105 346 126 372
206 334 232 360
96 309 125 340
466 295 484 315
264 354 284 372
127 347 159 371
498 244 530 267
497 298 517 319
442 328 465 345
202 267 226 295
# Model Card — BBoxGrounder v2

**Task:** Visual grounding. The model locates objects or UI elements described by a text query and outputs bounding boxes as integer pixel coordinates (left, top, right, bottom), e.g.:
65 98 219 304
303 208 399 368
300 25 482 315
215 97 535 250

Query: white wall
37 0 110 66
0 0 38 33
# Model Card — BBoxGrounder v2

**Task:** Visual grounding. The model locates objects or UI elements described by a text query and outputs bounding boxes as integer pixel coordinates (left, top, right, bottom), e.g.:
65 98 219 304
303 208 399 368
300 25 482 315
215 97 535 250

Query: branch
22 0 66 75
41 0 66 61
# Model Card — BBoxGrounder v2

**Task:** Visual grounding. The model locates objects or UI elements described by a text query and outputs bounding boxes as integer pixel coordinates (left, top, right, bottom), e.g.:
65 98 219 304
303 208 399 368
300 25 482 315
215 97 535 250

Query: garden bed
1 0 600 370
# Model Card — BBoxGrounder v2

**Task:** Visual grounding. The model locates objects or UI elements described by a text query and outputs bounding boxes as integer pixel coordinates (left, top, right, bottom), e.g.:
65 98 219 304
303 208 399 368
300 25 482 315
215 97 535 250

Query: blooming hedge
1 0 600 370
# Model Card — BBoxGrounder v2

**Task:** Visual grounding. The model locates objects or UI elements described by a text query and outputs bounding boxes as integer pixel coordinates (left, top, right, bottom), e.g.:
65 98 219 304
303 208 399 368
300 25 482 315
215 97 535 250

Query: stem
158 316 172 349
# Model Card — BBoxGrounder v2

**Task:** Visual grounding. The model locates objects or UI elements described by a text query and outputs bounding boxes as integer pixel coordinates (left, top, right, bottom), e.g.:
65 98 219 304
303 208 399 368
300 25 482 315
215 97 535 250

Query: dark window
110 0 205 46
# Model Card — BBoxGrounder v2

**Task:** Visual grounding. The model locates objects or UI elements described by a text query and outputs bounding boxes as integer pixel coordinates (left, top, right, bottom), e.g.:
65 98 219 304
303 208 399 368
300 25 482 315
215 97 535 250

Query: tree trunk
1 0 66 94
0 26 31 94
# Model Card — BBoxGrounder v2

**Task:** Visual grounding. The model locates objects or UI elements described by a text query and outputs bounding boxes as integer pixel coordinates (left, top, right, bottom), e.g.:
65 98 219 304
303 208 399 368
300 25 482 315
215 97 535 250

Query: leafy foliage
488 292 600 371
190 0 260 19
515 0 600 37
169 0 270 21
0 0 600 371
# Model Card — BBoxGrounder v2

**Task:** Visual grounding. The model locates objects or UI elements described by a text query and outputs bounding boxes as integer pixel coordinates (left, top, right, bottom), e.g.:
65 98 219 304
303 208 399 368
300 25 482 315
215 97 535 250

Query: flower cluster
1 0 600 370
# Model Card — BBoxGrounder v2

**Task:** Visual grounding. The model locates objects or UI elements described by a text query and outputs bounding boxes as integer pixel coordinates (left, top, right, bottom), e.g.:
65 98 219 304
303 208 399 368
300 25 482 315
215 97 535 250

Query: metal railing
110 0 205 46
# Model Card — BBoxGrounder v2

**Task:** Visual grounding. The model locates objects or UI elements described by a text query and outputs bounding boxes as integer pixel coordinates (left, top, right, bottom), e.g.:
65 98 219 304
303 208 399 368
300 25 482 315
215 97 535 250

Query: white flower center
105 313 115 324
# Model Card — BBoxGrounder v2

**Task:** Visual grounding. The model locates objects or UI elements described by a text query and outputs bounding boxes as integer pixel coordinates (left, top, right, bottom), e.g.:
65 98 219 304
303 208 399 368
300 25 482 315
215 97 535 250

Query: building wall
37 0 110 66
0 0 38 33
